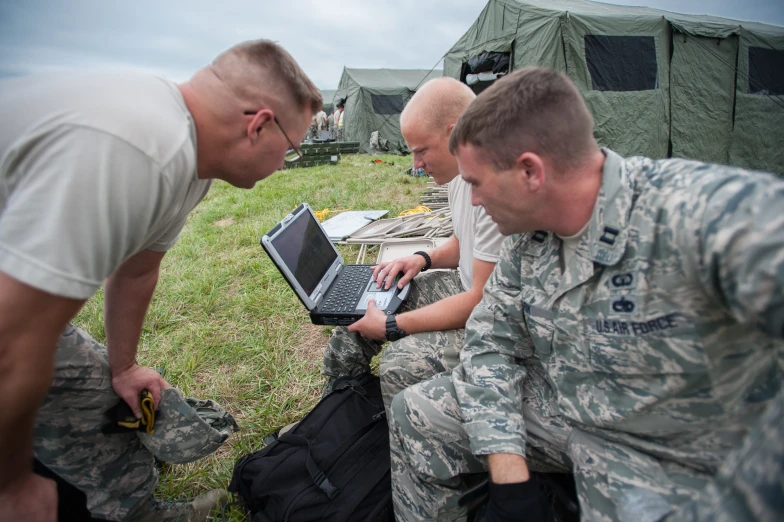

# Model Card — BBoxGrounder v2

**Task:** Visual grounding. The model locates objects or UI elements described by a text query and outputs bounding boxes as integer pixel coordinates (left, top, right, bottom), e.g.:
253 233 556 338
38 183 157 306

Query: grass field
73 153 428 516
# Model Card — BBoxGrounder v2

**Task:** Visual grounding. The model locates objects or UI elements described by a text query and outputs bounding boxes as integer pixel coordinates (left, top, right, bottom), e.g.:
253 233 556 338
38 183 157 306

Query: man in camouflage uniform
328 110 336 139
335 103 345 141
315 107 328 137
322 78 504 410
388 67 784 521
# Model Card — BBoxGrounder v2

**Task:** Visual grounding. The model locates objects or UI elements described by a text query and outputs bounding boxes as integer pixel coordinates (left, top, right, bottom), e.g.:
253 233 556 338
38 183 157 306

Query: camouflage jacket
453 148 784 478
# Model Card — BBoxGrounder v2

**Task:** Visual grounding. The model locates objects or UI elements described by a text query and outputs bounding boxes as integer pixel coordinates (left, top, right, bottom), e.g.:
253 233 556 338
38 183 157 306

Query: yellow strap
140 391 156 434
398 206 432 216
313 208 351 222
117 418 141 429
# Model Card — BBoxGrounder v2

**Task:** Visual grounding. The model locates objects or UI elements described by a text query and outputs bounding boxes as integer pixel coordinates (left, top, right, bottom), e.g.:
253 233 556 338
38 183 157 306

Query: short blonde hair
213 40 323 115
449 67 596 172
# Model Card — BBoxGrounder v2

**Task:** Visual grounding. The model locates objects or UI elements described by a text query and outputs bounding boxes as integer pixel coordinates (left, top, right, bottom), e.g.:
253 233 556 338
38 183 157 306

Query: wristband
385 315 407 342
413 251 432 272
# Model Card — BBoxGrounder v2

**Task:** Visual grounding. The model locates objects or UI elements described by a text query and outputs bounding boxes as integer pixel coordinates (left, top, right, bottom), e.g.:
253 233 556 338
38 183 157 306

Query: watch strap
385 315 407 341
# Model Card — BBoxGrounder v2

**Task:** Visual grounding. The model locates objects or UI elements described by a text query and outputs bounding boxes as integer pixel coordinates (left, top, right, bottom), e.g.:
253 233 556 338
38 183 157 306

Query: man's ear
248 109 274 141
516 152 546 192
447 122 456 135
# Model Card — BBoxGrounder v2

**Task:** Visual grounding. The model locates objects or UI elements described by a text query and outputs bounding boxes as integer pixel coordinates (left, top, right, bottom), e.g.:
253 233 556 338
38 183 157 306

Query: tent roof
497 0 784 38
342 68 443 90
320 89 337 106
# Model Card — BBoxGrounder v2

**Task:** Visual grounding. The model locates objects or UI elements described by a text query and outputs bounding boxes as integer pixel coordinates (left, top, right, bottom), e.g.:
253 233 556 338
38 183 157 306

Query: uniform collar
520 148 632 267
586 148 631 266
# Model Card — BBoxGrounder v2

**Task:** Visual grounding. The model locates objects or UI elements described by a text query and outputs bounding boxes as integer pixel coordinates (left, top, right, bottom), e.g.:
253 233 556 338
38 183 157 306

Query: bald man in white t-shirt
322 78 505 410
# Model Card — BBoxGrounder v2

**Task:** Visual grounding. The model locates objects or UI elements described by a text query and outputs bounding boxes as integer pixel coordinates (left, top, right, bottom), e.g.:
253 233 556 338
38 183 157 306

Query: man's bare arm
372 235 461 290
487 454 531 484
396 257 495 335
104 249 170 415
350 256 495 340
0 272 84 501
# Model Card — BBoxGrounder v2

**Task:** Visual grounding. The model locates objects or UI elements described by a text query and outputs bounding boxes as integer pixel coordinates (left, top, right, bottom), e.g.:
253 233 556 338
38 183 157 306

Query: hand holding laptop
347 299 388 340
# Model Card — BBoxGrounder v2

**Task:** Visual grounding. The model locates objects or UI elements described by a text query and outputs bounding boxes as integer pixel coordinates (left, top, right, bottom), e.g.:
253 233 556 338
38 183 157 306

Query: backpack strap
282 434 340 499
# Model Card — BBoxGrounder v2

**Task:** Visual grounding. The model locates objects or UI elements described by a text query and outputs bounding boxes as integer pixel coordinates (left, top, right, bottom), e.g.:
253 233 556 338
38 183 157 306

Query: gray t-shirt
0 72 212 299
448 175 505 289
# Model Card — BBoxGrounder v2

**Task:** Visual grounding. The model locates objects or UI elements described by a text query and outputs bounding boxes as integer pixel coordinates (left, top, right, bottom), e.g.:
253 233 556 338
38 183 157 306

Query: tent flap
729 29 784 173
564 14 671 158
670 33 736 164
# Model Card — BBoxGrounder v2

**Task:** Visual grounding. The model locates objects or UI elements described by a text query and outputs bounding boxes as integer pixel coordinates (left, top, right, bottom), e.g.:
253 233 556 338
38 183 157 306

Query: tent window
749 47 784 95
460 51 511 95
584 35 657 91
371 94 405 114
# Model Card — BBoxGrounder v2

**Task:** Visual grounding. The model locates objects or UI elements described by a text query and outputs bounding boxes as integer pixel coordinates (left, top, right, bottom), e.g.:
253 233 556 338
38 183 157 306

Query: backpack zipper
363 490 393 522
282 484 317 522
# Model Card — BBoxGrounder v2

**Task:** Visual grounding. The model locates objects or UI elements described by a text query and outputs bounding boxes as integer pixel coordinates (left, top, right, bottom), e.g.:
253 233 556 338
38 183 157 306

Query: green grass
73 154 426 517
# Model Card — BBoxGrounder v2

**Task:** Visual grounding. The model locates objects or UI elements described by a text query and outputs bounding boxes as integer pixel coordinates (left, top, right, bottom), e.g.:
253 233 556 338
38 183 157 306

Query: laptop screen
270 209 338 295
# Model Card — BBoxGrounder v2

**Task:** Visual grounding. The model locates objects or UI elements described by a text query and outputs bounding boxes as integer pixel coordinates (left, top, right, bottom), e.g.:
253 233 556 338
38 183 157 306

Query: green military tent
444 0 784 173
334 67 443 153
320 89 337 115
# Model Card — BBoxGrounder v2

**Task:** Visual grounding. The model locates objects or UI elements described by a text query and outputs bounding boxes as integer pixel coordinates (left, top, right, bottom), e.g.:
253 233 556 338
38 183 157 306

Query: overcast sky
1 0 782 88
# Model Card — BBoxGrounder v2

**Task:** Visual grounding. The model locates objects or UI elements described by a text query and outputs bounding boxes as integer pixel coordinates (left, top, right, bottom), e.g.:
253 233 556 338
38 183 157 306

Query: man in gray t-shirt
322 78 504 410
0 40 321 521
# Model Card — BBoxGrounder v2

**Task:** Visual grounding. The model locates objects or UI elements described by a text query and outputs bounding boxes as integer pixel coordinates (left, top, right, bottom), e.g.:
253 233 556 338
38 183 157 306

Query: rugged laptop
261 204 410 326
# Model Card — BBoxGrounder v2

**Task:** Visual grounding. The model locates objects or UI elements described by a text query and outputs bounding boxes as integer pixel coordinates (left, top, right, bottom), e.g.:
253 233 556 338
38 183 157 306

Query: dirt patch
297 324 331 369
214 217 234 227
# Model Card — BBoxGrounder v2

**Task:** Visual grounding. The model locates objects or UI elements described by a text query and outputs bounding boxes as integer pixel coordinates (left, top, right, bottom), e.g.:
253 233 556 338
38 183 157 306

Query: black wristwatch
385 315 407 342
413 251 432 272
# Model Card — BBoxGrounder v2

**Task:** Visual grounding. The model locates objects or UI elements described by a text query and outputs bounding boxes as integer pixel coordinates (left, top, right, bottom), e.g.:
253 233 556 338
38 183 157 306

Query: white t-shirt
448 175 505 290
315 110 327 128
557 220 590 270
0 72 212 299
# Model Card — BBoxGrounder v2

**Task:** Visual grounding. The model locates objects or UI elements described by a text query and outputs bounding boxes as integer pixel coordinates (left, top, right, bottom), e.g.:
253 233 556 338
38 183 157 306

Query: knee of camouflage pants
322 272 463 396
379 328 463 412
389 374 486 522
567 430 714 522
33 324 157 521
321 326 383 383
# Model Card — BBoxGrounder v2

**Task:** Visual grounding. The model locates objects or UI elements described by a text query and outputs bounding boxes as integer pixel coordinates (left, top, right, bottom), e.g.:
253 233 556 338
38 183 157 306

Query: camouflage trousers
389 373 784 522
322 270 464 409
388 373 573 522
33 324 158 521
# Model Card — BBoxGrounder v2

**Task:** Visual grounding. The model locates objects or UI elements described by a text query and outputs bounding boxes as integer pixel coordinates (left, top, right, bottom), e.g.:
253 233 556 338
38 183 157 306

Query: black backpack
229 373 394 522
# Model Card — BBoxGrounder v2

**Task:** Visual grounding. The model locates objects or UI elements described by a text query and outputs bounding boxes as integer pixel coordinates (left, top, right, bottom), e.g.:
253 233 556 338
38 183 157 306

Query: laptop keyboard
321 265 373 313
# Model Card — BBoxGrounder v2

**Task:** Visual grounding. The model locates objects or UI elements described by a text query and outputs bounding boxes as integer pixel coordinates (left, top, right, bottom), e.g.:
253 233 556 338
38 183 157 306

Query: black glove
483 477 554 522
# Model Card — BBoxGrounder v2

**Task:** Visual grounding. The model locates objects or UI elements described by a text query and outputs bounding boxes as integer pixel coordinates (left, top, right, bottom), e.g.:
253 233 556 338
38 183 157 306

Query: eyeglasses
244 110 302 162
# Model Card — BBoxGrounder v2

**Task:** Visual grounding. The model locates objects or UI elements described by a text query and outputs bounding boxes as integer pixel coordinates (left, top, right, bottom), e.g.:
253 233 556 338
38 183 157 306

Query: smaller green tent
320 89 337 115
334 68 443 153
